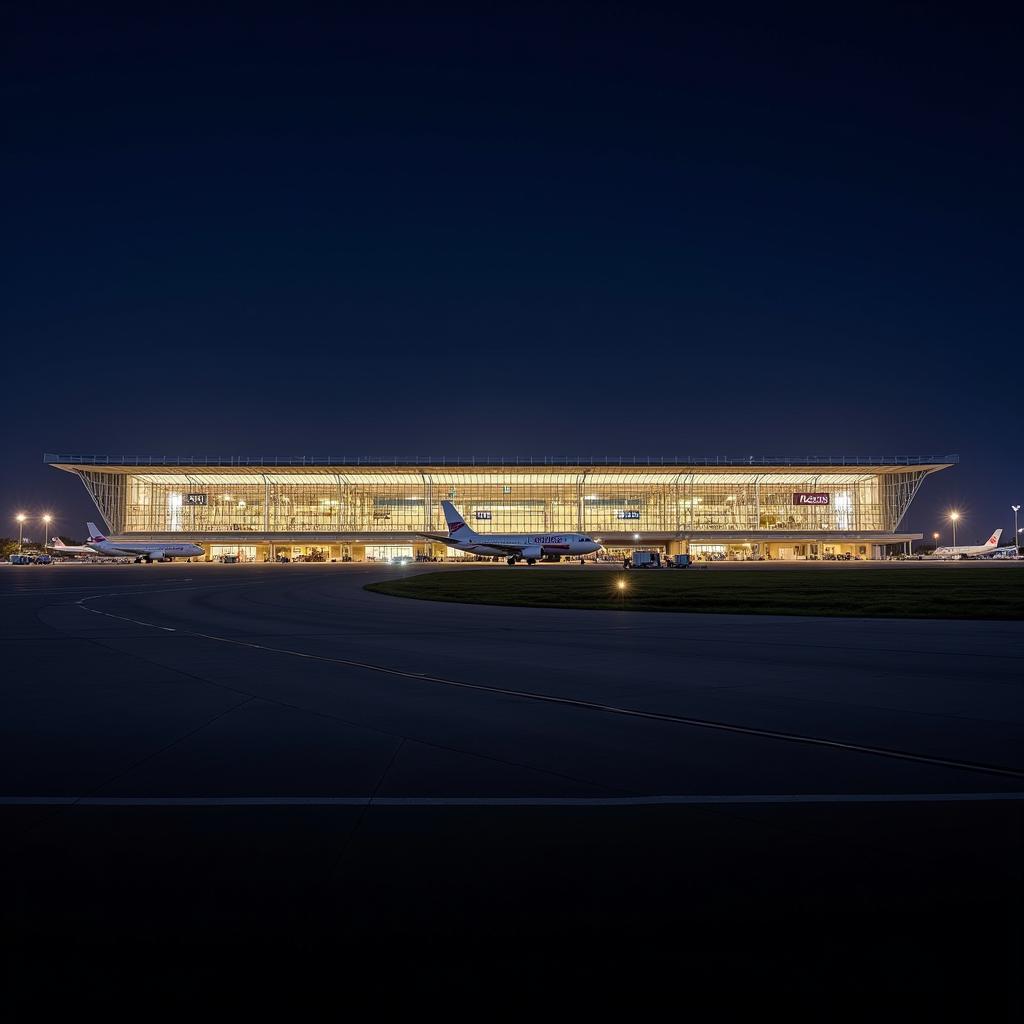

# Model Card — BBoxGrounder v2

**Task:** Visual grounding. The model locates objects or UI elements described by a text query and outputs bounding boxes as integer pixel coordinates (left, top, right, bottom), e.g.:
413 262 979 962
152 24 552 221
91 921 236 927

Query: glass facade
95 467 924 536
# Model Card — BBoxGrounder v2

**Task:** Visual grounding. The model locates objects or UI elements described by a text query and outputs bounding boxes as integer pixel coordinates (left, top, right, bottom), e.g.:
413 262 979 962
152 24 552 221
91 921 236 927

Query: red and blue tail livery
442 502 469 535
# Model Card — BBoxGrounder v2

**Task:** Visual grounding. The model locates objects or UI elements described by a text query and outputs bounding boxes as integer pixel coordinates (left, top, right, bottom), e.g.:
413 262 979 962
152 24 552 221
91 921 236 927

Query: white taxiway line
0 793 1022 807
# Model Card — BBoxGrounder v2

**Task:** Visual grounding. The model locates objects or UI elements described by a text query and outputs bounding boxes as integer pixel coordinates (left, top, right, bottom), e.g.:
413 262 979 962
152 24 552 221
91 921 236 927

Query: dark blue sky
3 5 1021 543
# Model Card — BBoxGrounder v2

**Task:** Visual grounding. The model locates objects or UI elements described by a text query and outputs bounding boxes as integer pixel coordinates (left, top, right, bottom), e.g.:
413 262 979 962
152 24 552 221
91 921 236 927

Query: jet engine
519 545 543 561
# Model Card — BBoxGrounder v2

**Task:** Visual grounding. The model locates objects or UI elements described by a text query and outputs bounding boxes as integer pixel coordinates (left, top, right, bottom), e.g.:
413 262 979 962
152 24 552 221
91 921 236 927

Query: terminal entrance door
211 545 257 562
365 544 413 562
289 545 330 562
775 545 809 560
690 544 727 561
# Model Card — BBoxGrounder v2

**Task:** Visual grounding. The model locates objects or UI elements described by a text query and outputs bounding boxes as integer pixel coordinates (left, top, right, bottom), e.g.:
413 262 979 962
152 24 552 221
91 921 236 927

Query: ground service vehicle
631 551 661 568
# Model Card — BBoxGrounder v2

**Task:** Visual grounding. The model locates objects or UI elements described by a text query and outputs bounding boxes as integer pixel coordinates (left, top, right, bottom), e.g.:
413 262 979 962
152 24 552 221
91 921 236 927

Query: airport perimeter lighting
41 514 51 544
16 512 26 552
949 510 960 547
1013 506 1021 552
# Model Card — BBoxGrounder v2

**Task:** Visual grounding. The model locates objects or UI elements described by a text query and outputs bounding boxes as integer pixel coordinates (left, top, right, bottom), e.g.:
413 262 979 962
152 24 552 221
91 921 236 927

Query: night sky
3 6 1021 544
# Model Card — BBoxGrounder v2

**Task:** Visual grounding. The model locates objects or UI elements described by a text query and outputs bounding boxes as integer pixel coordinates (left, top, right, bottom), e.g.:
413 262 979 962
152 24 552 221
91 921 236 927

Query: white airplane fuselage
931 529 1003 559
87 540 205 561
452 533 601 558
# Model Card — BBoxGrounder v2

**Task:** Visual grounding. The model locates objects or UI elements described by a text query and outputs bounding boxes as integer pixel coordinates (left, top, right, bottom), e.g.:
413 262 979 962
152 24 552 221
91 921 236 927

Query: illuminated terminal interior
46 455 956 561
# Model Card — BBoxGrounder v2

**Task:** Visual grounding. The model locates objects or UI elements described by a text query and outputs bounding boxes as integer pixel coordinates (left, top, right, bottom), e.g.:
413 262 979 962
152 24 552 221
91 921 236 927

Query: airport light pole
949 511 959 548
16 513 26 552
1013 506 1021 554
41 514 51 549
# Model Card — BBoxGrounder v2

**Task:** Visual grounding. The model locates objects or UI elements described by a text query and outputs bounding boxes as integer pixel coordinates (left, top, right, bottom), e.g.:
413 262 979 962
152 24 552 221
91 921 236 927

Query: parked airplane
85 523 205 562
931 528 1004 559
47 536 110 557
422 501 603 565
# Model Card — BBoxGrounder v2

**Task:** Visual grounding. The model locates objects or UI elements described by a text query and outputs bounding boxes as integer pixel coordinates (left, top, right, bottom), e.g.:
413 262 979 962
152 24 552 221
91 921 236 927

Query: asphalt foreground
2 563 1022 1016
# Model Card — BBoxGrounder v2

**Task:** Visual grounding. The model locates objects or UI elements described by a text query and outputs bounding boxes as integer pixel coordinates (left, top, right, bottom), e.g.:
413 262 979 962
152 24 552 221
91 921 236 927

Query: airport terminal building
46 454 956 562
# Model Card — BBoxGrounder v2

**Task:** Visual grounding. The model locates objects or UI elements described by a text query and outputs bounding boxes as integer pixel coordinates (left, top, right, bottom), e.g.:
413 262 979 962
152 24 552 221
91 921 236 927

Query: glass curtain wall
121 470 890 534
425 474 583 533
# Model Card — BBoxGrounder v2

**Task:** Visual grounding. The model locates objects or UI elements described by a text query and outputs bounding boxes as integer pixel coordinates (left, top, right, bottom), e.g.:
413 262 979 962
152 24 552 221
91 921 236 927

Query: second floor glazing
115 470 919 534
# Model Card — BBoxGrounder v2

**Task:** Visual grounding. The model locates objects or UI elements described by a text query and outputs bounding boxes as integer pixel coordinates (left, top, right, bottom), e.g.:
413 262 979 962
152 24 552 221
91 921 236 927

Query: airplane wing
418 532 525 552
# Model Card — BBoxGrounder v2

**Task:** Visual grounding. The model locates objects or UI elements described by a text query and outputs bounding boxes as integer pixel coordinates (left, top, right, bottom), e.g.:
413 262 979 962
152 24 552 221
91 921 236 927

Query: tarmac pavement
2 562 1021 1010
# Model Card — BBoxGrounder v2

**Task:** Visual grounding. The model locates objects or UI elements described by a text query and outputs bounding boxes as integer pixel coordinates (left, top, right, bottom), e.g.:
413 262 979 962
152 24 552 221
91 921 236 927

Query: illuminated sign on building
184 493 208 506
793 493 830 506
475 511 492 520
616 510 641 519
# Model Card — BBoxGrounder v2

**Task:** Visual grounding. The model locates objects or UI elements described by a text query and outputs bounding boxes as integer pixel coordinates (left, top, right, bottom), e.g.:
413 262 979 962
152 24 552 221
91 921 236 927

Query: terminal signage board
184 493 208 506
617 510 641 520
475 511 492 520
792 492 830 506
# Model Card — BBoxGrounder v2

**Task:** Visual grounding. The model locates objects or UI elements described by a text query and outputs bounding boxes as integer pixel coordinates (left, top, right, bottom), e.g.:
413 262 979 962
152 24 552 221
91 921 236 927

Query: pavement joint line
0 580 199 597
74 593 1024 781
70 583 260 631
0 793 1022 806
81 632 623 798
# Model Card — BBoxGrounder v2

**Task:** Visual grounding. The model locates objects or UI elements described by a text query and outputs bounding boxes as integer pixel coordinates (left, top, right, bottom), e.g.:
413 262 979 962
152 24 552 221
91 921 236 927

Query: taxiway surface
2 563 1021 1004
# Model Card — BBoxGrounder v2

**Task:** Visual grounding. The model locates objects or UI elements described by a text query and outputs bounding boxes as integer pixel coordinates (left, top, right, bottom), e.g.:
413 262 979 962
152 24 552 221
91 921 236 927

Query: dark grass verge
366 568 1024 619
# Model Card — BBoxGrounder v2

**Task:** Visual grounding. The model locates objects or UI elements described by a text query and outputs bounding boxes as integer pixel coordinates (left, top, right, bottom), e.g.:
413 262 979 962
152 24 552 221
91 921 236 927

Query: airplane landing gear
526 558 536 566
507 556 517 566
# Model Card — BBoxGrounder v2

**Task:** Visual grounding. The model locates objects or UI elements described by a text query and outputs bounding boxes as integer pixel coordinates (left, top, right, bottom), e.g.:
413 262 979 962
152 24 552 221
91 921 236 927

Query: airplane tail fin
441 501 474 538
986 529 1003 547
87 522 106 542
51 537 65 548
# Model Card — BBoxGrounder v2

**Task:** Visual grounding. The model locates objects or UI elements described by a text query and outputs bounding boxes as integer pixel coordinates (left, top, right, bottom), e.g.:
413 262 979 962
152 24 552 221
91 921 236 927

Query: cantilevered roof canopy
45 454 959 478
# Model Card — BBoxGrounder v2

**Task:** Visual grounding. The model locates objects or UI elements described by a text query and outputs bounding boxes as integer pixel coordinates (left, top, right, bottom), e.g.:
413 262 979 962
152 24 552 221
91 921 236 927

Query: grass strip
365 568 1024 620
